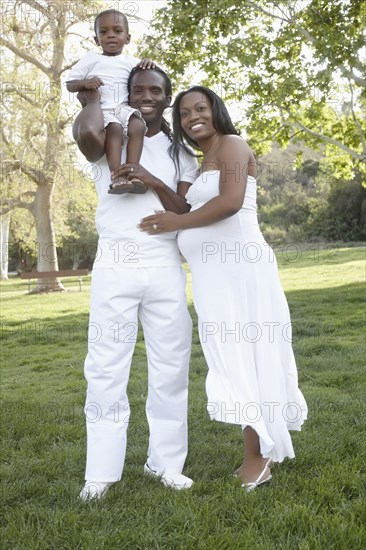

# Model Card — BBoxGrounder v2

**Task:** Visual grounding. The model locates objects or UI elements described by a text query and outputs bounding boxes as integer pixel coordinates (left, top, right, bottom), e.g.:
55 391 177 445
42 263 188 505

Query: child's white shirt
68 51 139 109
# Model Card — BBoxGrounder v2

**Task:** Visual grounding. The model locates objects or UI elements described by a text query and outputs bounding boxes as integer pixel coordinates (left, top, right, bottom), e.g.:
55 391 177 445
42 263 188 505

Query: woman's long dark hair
171 86 240 166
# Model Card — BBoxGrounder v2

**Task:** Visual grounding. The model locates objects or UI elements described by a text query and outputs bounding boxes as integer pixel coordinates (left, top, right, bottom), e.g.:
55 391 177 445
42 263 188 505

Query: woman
139 86 307 491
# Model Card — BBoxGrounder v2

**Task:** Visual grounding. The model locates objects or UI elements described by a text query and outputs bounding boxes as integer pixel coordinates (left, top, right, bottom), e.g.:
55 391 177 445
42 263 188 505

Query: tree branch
19 0 50 19
61 60 79 73
348 80 366 157
292 27 366 89
288 130 306 140
247 1 290 23
2 128 48 185
21 164 48 186
255 123 287 143
2 84 38 106
1 128 13 156
2 157 48 186
59 115 75 129
22 190 36 198
0 36 51 76
282 115 365 161
0 196 34 215
248 2 366 90
342 68 366 90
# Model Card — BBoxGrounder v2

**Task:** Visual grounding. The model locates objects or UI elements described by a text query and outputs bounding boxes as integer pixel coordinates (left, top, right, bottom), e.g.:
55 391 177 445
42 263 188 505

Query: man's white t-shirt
68 51 138 109
93 132 198 268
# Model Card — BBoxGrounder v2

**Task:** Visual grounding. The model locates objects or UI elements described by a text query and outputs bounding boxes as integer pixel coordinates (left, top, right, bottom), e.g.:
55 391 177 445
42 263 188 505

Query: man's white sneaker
143 463 194 490
79 481 113 501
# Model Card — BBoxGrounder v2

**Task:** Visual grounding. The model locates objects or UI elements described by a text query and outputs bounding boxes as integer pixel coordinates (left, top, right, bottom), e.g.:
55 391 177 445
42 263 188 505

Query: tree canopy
141 0 365 179
0 0 101 288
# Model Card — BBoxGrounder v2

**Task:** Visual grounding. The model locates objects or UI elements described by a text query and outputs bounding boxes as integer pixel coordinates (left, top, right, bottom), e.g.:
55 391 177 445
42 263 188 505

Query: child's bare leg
124 116 147 193
109 116 147 195
106 123 134 194
105 123 124 173
126 115 145 165
72 89 105 162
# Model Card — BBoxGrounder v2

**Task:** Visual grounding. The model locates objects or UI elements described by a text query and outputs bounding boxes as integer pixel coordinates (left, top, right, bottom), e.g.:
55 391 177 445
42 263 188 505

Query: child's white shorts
103 104 147 138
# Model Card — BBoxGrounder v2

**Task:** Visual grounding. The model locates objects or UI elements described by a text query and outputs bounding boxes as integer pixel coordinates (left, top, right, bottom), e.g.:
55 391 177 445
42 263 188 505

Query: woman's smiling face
179 91 216 142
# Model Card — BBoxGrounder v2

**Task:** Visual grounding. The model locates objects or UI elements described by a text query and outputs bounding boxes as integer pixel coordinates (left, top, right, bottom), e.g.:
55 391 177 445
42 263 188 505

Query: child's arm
66 76 104 93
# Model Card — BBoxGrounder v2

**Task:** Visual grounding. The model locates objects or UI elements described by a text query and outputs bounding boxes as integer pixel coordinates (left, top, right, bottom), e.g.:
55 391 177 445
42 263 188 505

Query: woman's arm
139 136 255 232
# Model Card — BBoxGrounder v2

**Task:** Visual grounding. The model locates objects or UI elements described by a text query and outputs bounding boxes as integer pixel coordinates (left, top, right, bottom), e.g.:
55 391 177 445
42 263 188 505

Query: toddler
67 9 154 194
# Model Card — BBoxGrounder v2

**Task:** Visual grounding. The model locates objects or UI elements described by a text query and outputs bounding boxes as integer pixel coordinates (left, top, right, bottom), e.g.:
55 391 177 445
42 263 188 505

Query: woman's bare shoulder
219 134 254 158
221 134 250 149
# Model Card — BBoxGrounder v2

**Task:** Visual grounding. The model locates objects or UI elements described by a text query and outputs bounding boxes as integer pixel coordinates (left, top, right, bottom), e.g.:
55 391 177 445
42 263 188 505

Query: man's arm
111 164 192 214
153 179 192 213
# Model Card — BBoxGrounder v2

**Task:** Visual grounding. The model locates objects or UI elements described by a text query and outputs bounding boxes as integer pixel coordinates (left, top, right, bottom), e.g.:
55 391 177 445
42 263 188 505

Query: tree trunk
72 252 81 270
32 183 64 292
0 211 10 280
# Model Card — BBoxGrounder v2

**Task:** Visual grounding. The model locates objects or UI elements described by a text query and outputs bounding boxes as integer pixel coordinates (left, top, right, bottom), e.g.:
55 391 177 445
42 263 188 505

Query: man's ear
125 33 131 45
165 95 172 107
94 36 99 46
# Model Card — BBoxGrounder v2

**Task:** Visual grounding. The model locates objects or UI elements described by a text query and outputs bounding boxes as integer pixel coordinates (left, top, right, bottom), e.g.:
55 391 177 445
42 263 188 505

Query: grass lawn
1 245 365 549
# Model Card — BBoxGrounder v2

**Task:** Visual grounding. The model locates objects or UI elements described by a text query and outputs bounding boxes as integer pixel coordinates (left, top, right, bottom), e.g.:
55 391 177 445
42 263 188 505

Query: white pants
83 266 192 481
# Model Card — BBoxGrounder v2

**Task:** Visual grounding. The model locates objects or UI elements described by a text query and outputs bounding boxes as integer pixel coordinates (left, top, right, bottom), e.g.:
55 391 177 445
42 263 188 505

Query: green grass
1 246 365 549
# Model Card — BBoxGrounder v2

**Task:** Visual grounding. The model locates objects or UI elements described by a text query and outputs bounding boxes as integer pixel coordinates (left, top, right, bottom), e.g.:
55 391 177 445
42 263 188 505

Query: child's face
94 13 130 56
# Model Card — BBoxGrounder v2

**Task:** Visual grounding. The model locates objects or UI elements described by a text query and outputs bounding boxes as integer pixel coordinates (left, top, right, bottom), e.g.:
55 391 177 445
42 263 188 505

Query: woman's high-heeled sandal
241 458 272 492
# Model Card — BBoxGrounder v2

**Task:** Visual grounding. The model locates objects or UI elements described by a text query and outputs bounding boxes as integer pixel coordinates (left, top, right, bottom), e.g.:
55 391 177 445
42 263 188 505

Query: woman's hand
139 211 181 234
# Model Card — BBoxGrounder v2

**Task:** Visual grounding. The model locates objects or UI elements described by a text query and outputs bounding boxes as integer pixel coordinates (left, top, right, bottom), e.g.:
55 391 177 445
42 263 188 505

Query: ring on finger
152 224 158 230
130 167 134 173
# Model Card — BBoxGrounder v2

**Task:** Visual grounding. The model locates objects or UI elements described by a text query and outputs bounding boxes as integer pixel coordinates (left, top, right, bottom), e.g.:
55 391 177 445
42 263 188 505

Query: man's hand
111 163 162 190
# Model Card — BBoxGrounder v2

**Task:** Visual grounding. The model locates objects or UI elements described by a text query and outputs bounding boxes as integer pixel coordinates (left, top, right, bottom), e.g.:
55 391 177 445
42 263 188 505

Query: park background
1 1 365 549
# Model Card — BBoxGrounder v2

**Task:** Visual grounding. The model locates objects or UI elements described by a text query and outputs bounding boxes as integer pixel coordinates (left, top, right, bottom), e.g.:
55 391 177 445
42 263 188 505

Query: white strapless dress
178 171 307 462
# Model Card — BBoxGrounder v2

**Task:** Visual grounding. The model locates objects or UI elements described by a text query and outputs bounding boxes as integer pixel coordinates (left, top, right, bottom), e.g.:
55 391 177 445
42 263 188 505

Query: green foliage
1 248 365 548
306 177 366 241
257 141 366 242
58 177 98 269
141 0 366 176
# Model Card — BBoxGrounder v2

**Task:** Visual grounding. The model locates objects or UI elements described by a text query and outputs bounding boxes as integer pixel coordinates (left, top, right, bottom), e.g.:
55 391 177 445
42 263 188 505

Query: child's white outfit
68 51 145 138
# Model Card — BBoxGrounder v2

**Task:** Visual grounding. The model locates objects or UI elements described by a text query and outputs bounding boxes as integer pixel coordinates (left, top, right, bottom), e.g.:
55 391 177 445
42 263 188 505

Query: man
79 67 198 500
